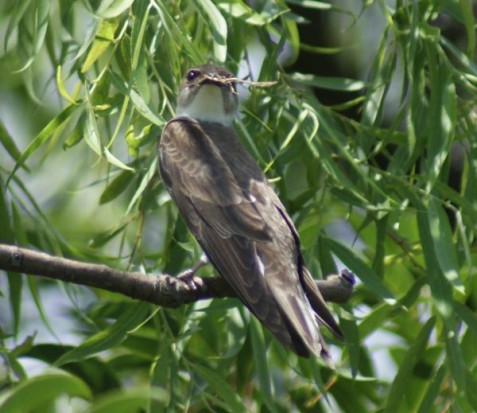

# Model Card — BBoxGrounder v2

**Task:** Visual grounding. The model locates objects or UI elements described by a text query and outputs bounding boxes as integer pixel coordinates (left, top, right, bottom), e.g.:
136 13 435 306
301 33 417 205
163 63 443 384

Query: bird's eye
187 70 200 81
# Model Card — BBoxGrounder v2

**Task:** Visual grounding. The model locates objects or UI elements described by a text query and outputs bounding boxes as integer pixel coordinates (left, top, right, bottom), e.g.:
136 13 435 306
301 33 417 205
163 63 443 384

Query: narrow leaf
427 198 463 292
129 89 164 125
194 364 247 413
0 121 23 166
27 276 59 341
444 324 466 389
81 18 120 73
192 0 228 63
326 238 395 302
85 387 168 413
417 364 446 413
0 370 91 412
56 303 150 366
250 318 275 410
104 148 134 171
8 104 79 184
16 0 50 71
97 0 135 19
425 45 456 188
384 318 435 413
290 73 366 92
84 104 103 155
126 158 157 213
99 171 135 204
453 301 477 336
56 65 78 104
4 0 33 51
415 202 453 318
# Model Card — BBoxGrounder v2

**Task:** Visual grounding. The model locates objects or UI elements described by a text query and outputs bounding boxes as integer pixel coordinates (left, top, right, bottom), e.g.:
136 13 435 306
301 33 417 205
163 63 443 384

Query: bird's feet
176 254 208 290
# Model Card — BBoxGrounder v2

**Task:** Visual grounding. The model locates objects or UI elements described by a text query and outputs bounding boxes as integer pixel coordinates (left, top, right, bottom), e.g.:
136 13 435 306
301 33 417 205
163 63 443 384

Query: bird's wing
159 118 271 242
301 267 344 340
160 118 325 356
272 203 344 341
159 119 275 307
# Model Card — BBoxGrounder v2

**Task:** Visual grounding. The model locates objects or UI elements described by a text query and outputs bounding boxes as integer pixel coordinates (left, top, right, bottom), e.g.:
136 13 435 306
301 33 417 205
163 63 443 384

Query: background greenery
1 0 477 411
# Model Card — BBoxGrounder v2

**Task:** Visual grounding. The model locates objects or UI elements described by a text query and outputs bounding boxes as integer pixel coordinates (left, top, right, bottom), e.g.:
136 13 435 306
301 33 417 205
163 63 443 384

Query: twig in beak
230 78 279 88
201 75 278 95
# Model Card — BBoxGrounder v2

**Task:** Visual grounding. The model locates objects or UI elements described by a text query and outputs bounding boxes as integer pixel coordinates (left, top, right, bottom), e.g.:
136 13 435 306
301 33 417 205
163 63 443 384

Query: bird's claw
176 254 209 290
177 269 202 291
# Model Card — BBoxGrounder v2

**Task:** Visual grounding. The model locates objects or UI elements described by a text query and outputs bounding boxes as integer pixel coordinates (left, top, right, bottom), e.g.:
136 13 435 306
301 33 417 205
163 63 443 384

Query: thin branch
0 244 354 306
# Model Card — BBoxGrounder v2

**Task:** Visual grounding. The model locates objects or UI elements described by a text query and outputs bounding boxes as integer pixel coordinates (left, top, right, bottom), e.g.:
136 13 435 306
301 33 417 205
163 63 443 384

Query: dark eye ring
187 70 200 81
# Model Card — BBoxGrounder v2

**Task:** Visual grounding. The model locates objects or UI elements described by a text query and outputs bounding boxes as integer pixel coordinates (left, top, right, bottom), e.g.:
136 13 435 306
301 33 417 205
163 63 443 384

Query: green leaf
56 65 78 104
85 387 168 413
7 104 79 184
417 364 445 413
284 0 332 9
194 364 247 413
126 158 157 213
63 126 83 149
216 1 268 25
359 303 392 338
326 238 395 302
16 0 50 71
26 343 121 393
104 148 134 171
415 201 453 319
27 276 59 341
6 271 22 337
0 181 14 244
0 121 23 166
99 171 135 204
4 0 33 52
441 36 477 77
130 0 150 72
150 342 176 404
340 311 360 377
455 0 475 58
152 1 202 62
0 370 92 412
56 303 150 366
81 18 120 73
444 323 466 389
425 45 456 188
109 71 164 125
384 317 435 413
96 0 136 19
464 369 477 411
129 89 165 125
89 222 129 248
83 103 103 155
250 318 275 411
453 301 477 336
290 73 366 92
360 27 396 126
192 0 228 63
427 198 463 292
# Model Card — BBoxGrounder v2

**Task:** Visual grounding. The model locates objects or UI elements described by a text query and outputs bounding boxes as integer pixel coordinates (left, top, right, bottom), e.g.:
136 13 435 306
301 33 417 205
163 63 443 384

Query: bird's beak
200 74 236 94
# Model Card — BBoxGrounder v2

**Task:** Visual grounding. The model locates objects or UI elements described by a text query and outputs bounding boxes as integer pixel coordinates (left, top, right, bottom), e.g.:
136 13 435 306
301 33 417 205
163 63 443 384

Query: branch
0 244 354 307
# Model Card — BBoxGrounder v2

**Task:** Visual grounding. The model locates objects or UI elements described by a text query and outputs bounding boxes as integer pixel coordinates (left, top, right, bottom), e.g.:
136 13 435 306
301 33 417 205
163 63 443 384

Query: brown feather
158 67 343 359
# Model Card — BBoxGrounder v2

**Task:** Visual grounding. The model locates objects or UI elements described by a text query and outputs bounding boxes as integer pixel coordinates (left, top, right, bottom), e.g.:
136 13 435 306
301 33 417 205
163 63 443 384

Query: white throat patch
176 84 235 125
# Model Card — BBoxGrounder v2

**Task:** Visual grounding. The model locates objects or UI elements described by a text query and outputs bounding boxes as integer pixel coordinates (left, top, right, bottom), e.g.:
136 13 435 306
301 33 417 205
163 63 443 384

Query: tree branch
0 244 354 306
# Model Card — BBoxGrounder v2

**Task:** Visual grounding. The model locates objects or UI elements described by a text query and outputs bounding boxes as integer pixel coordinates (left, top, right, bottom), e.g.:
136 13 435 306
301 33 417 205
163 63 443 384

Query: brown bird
158 64 343 360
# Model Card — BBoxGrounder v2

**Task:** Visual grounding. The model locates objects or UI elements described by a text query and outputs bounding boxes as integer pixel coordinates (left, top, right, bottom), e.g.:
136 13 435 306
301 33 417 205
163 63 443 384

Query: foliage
1 0 477 412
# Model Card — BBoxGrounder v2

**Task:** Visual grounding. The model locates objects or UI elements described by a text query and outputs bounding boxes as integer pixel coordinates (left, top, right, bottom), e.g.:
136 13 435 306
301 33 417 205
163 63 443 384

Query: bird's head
175 65 238 125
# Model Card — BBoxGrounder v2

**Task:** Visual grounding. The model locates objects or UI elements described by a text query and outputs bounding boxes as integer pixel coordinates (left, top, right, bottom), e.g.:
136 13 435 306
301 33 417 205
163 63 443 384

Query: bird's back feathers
159 116 342 359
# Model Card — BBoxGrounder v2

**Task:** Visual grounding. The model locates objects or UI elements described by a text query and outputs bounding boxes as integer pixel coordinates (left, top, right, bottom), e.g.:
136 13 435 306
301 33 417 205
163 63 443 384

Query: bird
158 64 343 360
